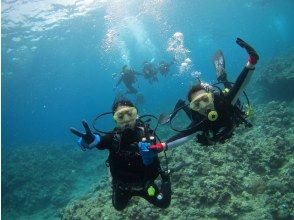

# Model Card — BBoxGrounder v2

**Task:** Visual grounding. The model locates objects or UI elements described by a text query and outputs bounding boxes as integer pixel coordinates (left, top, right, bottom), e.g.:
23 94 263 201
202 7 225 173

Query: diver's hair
112 98 135 114
187 84 206 102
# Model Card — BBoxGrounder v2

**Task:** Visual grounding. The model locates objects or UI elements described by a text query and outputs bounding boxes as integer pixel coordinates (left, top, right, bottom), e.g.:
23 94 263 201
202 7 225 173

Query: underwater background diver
164 37 259 147
116 65 141 94
158 60 174 76
142 61 158 84
70 99 171 211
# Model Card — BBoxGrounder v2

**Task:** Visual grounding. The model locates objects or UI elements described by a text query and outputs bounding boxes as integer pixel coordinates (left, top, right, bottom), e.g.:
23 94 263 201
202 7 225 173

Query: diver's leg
228 38 259 105
222 77 232 89
158 170 172 208
140 177 171 209
126 84 137 94
214 50 226 81
112 186 132 211
213 50 232 89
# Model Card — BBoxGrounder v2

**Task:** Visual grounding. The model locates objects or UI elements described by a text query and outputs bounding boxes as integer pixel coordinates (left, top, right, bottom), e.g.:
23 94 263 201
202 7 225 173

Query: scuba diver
158 60 174 76
116 65 141 94
142 61 158 84
70 98 171 211
161 38 259 147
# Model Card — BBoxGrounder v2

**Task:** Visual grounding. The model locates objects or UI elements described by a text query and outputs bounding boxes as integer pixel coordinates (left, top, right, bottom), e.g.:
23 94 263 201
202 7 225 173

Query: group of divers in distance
113 59 174 105
70 38 259 210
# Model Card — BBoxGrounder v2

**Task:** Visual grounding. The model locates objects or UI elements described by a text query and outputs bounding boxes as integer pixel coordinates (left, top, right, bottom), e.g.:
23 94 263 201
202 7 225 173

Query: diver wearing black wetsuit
116 65 140 94
143 61 158 84
166 38 259 147
158 60 173 76
97 121 171 210
70 100 171 211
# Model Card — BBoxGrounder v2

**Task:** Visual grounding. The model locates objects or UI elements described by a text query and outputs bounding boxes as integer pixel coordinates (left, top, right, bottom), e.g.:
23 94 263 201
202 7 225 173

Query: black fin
213 49 227 81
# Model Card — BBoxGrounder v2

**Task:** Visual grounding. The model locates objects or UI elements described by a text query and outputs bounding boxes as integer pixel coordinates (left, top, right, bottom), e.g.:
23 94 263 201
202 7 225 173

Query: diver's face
189 90 214 115
113 105 137 129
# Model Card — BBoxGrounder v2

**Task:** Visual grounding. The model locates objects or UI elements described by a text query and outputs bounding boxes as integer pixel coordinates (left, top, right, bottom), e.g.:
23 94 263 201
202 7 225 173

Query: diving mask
113 107 138 123
189 92 213 112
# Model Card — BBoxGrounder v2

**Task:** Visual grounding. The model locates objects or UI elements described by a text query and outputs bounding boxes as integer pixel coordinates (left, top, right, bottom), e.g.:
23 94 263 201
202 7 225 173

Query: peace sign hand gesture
70 120 100 151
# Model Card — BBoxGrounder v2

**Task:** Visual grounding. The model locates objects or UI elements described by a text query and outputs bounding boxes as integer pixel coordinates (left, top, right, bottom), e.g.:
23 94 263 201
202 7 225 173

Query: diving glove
236 37 259 65
70 120 100 151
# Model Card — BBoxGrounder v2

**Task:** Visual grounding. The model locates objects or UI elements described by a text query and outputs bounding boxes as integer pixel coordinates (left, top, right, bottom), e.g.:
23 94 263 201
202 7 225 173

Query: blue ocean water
2 0 294 219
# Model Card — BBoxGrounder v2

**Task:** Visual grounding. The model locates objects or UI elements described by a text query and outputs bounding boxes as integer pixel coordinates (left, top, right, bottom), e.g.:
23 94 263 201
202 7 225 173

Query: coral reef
3 54 294 219
253 56 294 102
61 100 294 220
2 144 107 220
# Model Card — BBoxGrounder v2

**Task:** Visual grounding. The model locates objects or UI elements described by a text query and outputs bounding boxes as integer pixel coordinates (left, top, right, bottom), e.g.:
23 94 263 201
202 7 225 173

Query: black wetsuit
95 121 171 211
116 70 138 94
143 62 158 84
166 66 254 147
167 94 239 145
159 61 172 76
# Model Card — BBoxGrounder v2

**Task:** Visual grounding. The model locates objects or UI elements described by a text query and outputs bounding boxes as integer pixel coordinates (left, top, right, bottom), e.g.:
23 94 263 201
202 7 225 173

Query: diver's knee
112 198 128 211
112 190 129 211
113 203 127 211
162 203 171 209
156 198 171 209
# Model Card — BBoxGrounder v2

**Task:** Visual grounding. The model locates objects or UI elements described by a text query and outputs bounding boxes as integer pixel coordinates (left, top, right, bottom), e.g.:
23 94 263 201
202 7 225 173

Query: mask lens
201 95 209 102
189 93 211 111
190 100 200 111
117 113 124 120
126 108 136 118
114 107 137 122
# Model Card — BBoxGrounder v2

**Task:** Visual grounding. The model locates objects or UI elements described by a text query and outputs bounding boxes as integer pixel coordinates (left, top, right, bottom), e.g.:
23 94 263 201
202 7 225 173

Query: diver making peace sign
70 99 171 211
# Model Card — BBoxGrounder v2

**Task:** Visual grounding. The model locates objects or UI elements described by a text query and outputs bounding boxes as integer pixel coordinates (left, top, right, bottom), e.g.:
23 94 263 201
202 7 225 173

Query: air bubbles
191 70 202 79
167 32 192 74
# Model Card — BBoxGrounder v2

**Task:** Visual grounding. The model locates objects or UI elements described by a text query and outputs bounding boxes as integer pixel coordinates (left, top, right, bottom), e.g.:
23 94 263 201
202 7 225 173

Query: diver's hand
70 120 100 151
236 38 259 65
138 142 156 165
